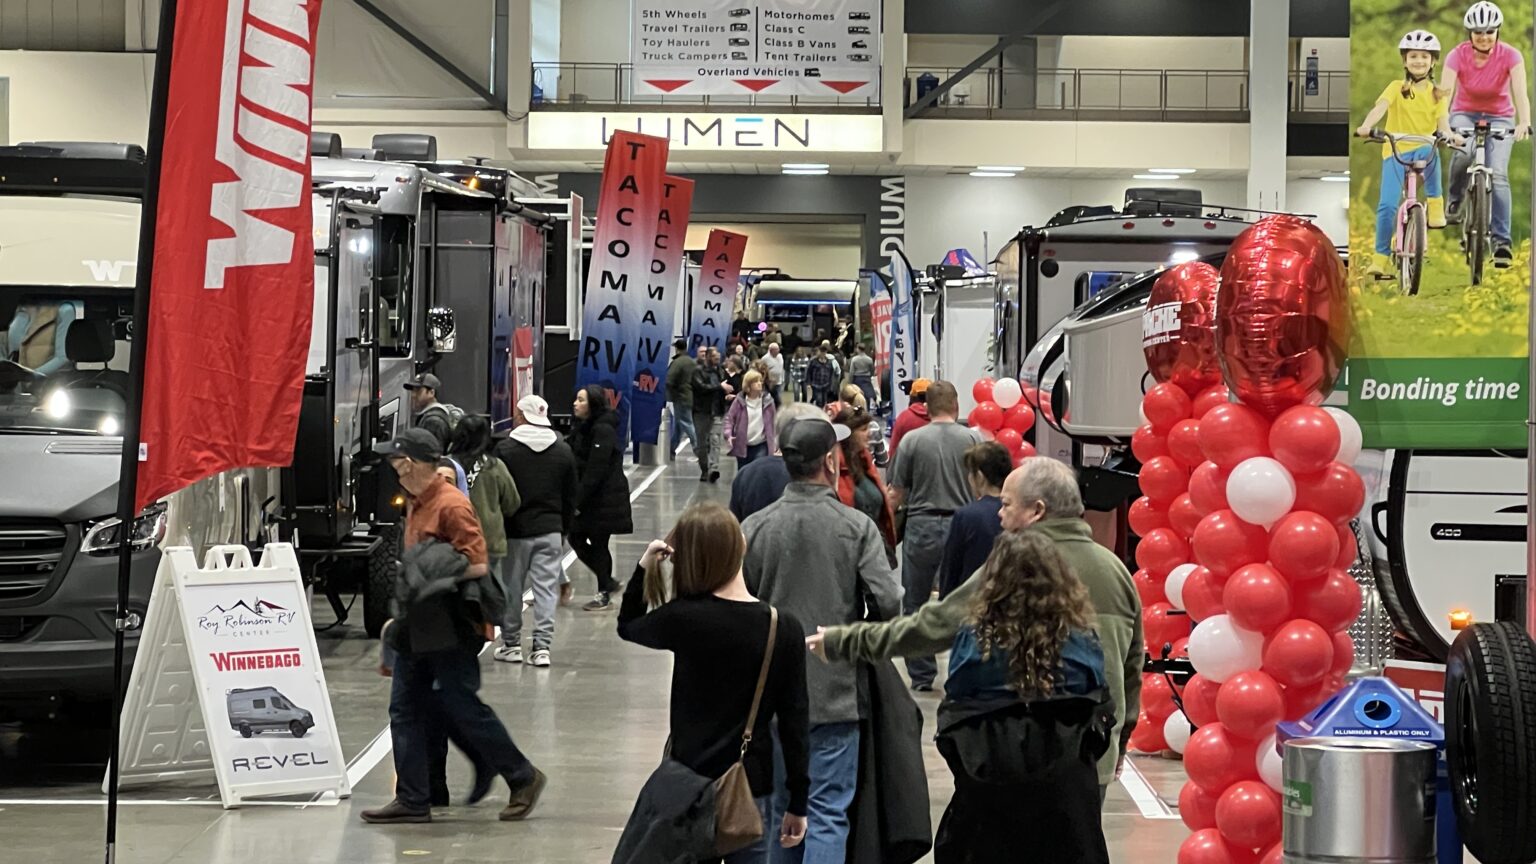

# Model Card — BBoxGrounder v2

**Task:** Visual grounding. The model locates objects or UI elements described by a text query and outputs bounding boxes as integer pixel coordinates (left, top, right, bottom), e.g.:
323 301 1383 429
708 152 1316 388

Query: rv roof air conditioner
21 142 146 162
310 131 343 158
1123 187 1203 218
371 134 438 162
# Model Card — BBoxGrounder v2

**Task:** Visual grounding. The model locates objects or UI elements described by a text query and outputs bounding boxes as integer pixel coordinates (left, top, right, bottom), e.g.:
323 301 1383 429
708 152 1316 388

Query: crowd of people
362 363 1145 864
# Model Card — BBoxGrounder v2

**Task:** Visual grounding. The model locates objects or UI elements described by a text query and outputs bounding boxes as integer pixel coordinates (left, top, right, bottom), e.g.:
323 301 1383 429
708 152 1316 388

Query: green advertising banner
1348 0 1531 448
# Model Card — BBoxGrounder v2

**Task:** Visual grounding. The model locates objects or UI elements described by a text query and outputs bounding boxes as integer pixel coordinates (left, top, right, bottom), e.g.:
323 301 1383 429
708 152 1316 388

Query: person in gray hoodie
493 395 579 668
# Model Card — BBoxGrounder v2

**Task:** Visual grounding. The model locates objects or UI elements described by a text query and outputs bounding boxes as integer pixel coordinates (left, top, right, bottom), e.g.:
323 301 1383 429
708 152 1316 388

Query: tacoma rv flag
886 256 916 419
869 276 893 377
136 0 324 511
688 229 748 352
577 131 670 442
630 176 694 445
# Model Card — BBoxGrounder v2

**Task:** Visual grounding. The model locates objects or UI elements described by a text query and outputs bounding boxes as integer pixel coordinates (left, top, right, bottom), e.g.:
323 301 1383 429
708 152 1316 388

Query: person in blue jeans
1442 2 1532 268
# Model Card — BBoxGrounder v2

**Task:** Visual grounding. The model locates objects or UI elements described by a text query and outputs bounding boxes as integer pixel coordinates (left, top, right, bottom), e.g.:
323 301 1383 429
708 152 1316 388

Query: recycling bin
1282 737 1438 864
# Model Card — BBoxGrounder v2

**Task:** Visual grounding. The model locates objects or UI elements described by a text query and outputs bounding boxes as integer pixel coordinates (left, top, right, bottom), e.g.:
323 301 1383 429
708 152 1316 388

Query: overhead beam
350 0 504 111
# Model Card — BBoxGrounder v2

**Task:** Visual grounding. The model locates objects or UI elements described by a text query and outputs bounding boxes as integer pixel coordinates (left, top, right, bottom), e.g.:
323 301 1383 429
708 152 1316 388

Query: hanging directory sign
631 0 881 97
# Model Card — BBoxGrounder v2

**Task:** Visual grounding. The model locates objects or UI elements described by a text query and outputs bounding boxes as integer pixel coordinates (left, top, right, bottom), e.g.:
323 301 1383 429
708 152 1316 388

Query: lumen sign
527 112 883 152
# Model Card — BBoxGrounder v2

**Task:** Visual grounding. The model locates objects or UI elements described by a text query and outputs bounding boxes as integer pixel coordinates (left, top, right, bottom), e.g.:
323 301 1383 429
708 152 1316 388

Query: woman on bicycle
1442 1 1531 269
1356 29 1459 279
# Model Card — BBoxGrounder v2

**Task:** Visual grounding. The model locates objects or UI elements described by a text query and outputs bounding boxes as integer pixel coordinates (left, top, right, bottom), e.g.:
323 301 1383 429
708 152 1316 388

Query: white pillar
1248 0 1289 211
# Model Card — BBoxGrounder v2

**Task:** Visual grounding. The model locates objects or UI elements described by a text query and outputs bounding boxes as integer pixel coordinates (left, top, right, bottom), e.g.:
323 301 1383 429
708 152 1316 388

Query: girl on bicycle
1442 1 1531 269
1356 29 1459 279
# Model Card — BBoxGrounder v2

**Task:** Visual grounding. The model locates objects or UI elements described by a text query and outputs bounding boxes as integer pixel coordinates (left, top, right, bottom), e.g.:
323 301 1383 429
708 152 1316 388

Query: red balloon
1193 509 1269 577
1144 382 1195 433
1331 631 1356 677
1223 563 1293 634
1145 260 1222 396
1185 722 1259 791
1129 496 1171 537
1183 566 1227 622
995 427 1026 459
1189 461 1231 516
1169 493 1204 538
1294 462 1366 525
1284 677 1334 719
1180 781 1222 831
1194 384 1232 419
1179 829 1257 864
1015 441 1037 463
1130 712 1169 753
1336 523 1359 568
969 400 1003 432
1141 455 1190 505
972 377 995 405
1142 671 1178 721
1258 844 1283 864
1144 601 1192 655
1263 619 1335 688
1137 527 1190 579
1003 402 1036 434
1216 670 1286 739
1170 636 1191 659
1132 424 1170 462
1269 406 1341 476
1199 403 1272 469
1216 781 1282 850
1133 568 1167 606
1296 568 1363 633
1268 511 1340 582
1216 215 1350 418
1183 673 1222 726
1168 419 1205 468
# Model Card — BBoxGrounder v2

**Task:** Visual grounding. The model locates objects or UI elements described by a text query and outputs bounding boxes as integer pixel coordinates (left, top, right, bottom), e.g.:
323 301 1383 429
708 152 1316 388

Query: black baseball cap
404 373 442 391
779 418 850 469
372 427 442 462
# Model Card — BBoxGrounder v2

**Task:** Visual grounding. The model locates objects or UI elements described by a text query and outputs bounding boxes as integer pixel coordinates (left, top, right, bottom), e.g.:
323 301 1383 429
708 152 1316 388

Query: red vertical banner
136 0 325 510
870 289 893 377
578 131 670 441
688 229 749 351
630 176 694 445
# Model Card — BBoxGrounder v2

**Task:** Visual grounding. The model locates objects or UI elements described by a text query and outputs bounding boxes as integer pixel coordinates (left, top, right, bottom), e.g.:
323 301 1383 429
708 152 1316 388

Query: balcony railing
531 62 880 110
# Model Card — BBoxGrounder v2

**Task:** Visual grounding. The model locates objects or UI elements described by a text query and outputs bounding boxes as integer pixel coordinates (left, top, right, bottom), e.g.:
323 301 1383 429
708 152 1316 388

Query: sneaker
529 649 551 667
500 769 548 821
709 469 721 483
1366 253 1395 280
559 582 574 606
1495 245 1514 268
1426 196 1447 229
493 644 522 664
582 592 611 612
361 799 432 824
1447 197 1463 224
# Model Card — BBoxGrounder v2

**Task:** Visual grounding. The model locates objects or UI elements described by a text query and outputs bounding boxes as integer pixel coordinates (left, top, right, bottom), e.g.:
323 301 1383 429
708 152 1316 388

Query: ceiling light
969 170 1017 178
781 162 828 171
781 168 829 175
976 165 1024 172
1149 168 1197 174
1133 173 1181 181
1168 249 1200 264
1318 175 1351 183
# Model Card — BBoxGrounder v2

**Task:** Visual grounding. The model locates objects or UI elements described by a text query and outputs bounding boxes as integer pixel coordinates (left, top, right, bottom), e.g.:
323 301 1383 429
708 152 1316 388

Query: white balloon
977 425 996 442
1164 710 1193 755
993 377 1024 410
1324 407 1363 466
1187 613 1264 683
1257 732 1283 791
1226 457 1296 526
1165 563 1198 610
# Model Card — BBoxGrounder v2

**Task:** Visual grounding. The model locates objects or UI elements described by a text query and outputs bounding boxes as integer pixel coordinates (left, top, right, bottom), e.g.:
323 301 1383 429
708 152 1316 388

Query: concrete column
506 0 533 152
881 0 904 161
1248 0 1289 211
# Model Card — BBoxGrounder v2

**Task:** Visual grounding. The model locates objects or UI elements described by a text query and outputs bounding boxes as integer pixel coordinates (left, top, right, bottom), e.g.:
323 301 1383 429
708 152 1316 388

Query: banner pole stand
106 0 177 860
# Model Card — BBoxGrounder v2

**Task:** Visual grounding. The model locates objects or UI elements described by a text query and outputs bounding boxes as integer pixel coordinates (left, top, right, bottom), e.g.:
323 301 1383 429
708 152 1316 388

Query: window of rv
0 290 132 435
377 216 413 357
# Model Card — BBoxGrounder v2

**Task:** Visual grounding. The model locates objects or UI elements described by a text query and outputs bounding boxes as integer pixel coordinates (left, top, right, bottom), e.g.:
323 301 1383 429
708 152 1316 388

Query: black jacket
666 354 697 407
387 539 506 655
847 660 934 864
495 432 579 538
691 362 725 416
610 758 717 864
567 411 634 534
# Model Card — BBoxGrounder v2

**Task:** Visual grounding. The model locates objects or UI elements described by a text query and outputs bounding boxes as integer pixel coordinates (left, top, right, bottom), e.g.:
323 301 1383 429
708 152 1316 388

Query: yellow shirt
1376 79 1448 159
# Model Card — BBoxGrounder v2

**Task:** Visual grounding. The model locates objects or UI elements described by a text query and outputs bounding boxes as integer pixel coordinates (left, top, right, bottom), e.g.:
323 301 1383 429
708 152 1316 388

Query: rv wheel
239 723 252 739
363 524 401 638
290 721 308 739
1447 621 1536 864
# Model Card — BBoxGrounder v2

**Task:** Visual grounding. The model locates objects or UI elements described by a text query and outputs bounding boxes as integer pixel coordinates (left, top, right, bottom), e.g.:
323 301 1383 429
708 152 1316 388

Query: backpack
421 401 464 431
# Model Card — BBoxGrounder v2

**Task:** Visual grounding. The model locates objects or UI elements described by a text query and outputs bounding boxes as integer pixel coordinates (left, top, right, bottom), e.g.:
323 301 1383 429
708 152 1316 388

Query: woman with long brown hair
810 530 1113 864
615 502 809 863
827 403 896 560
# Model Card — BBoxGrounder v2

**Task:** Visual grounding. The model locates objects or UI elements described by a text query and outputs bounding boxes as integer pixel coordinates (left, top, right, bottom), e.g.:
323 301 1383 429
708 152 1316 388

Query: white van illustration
227 686 315 738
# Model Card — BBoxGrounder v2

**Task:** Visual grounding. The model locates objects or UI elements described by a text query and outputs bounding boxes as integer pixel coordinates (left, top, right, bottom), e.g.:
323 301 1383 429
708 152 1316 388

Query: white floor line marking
0 797 340 809
561 463 668 573
1119 757 1179 820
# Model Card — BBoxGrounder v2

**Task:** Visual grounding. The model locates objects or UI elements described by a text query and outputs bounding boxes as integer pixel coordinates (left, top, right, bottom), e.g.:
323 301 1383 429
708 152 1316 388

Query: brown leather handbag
714 607 778 855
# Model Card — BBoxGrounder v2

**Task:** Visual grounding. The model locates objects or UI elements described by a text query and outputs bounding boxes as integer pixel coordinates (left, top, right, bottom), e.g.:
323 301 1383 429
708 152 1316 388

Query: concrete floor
0 453 1193 863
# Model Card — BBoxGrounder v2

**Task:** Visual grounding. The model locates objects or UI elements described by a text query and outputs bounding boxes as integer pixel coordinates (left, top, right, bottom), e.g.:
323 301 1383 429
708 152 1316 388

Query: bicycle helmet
1465 2 1503 30
1399 29 1442 54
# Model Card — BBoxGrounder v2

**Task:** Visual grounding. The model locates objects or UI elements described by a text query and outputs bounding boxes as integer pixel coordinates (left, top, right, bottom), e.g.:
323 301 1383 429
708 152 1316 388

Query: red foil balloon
1216 215 1350 418
1144 260 1222 396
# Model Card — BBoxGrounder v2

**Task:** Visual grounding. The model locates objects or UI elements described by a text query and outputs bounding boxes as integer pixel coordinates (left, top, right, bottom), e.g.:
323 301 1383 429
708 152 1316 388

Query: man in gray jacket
743 416 902 864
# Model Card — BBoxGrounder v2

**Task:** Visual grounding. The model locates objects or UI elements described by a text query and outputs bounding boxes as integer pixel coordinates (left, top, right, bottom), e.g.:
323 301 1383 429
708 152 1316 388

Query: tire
238 723 252 739
289 720 308 739
1447 621 1536 864
1400 206 1425 296
1469 179 1491 285
362 523 400 639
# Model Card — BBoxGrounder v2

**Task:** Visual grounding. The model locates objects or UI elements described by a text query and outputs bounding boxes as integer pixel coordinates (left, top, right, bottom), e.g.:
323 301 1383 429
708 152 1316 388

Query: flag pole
106 0 177 860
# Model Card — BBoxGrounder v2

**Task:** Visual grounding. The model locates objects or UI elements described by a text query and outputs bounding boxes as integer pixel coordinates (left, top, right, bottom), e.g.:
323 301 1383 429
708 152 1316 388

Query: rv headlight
83 503 169 556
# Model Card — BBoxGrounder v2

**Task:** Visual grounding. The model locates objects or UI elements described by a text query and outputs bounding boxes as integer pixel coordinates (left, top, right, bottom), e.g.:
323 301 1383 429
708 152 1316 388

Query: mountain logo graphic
203 599 290 618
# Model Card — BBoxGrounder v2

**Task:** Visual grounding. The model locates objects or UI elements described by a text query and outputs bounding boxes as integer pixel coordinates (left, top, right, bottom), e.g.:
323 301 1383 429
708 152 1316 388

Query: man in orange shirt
362 428 547 825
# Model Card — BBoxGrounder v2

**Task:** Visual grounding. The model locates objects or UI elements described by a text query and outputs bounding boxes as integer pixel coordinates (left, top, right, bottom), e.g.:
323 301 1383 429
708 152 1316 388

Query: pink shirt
1447 41 1523 116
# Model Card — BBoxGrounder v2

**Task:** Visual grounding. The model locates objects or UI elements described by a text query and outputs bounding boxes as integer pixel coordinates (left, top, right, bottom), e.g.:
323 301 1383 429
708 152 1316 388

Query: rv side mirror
427 306 457 354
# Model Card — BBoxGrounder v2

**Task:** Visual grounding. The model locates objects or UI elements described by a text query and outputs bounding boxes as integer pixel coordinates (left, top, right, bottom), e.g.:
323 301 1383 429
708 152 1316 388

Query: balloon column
969 377 1035 464
1130 220 1365 864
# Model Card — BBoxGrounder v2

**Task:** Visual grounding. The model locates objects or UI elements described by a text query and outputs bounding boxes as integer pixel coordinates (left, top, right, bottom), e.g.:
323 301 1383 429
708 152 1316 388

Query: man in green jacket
664 339 697 457
809 457 1143 800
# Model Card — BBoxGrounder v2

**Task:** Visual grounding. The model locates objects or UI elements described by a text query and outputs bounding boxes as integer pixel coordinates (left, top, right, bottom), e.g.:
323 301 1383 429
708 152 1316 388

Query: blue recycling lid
1277 676 1444 747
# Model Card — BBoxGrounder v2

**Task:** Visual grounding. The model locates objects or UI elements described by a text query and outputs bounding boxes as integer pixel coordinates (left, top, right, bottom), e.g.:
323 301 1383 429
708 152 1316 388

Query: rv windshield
0 290 132 436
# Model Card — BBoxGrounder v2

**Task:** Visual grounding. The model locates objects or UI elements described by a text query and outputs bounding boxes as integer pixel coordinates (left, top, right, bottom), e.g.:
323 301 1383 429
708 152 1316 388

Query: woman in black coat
568 384 633 611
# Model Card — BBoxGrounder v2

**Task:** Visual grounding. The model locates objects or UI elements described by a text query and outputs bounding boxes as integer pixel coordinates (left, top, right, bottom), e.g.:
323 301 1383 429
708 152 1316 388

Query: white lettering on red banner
210 648 304 672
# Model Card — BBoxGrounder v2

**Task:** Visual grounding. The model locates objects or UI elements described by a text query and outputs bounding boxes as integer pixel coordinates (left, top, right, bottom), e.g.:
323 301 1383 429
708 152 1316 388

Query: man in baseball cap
373 427 443 464
777 416 850 473
890 377 934 463
404 373 457 450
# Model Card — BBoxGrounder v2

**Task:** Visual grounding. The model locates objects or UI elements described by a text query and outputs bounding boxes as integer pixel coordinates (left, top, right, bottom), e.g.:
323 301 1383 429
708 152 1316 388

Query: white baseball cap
516 394 551 426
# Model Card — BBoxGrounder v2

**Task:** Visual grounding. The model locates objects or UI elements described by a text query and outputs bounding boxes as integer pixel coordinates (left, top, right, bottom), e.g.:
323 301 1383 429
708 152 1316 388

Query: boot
1426 197 1447 229
1366 253 1394 279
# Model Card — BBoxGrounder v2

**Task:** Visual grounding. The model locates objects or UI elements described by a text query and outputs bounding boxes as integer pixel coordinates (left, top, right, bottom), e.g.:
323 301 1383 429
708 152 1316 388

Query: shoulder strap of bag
739 607 778 756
